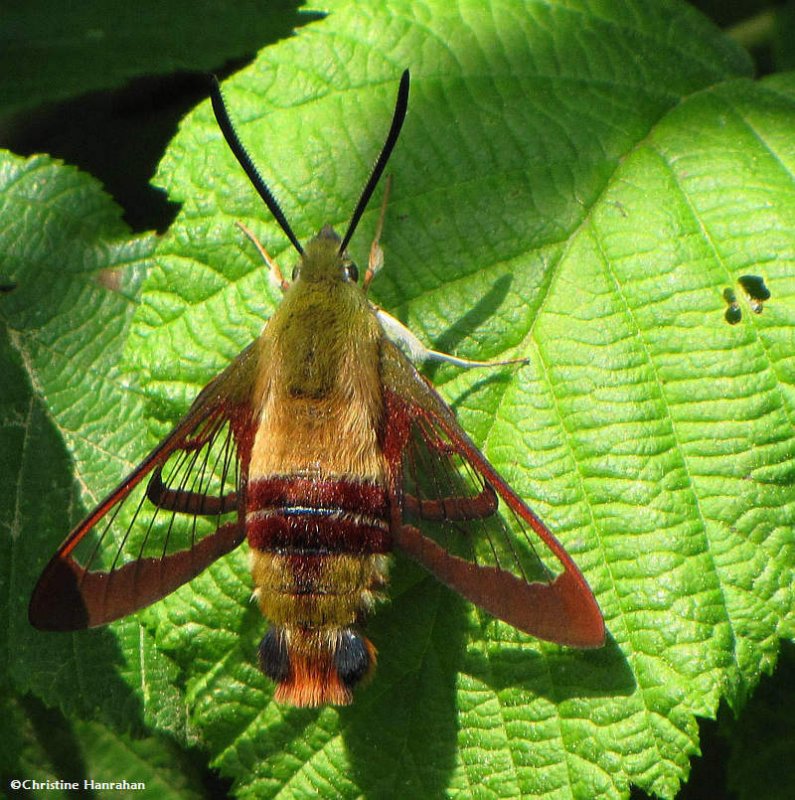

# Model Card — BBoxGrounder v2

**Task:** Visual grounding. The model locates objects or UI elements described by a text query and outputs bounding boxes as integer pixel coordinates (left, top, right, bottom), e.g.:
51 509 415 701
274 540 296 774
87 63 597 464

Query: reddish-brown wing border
29 344 259 631
380 340 605 648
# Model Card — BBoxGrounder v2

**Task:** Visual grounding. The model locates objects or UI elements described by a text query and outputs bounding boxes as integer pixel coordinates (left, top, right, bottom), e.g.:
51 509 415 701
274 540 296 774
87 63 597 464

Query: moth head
292 225 360 285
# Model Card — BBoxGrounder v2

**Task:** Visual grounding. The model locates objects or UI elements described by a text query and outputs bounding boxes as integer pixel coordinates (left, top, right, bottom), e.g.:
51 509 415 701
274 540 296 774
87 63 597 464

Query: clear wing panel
401 413 558 587
76 411 240 574
30 399 250 630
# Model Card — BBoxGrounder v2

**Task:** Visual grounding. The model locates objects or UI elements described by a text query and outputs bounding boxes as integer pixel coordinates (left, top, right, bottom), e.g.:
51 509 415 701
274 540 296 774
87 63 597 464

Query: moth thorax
258 625 376 706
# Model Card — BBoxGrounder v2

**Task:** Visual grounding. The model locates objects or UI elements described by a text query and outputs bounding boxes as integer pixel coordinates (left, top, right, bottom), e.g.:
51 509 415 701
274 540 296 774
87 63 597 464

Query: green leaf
126 0 794 797
0 0 321 115
0 150 197 739
5 1 795 799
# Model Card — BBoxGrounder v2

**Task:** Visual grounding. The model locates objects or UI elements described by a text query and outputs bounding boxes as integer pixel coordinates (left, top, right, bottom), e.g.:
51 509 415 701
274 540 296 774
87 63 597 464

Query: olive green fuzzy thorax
268 230 375 400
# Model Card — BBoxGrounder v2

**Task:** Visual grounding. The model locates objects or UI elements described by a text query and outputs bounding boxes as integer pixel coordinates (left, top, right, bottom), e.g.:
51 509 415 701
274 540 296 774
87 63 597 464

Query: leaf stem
726 9 775 50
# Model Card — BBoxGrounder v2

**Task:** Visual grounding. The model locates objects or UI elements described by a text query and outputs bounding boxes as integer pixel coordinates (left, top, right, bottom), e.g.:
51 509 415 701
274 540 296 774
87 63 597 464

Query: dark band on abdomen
246 476 391 554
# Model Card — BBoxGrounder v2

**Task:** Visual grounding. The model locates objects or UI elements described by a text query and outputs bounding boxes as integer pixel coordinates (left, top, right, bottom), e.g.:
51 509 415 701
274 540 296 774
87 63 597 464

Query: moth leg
364 174 393 292
236 221 289 292
375 307 527 368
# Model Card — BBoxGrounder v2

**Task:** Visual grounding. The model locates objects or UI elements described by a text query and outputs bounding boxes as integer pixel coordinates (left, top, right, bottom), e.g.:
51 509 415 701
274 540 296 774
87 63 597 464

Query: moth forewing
28 348 258 630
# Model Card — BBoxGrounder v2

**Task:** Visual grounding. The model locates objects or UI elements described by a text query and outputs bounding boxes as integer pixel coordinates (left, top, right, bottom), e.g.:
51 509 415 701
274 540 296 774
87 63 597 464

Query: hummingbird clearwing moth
29 70 604 706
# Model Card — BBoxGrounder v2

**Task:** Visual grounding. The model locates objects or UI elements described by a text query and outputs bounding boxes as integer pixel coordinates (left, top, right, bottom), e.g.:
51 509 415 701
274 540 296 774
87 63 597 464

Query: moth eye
342 262 359 283
292 266 300 281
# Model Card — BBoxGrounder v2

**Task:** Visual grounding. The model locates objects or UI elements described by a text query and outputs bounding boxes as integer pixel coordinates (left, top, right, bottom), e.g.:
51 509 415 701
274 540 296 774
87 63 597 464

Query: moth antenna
339 69 410 255
210 76 304 256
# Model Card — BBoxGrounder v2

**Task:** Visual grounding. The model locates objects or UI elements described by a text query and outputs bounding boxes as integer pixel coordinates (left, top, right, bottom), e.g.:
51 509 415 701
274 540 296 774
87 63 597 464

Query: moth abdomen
247 474 391 705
